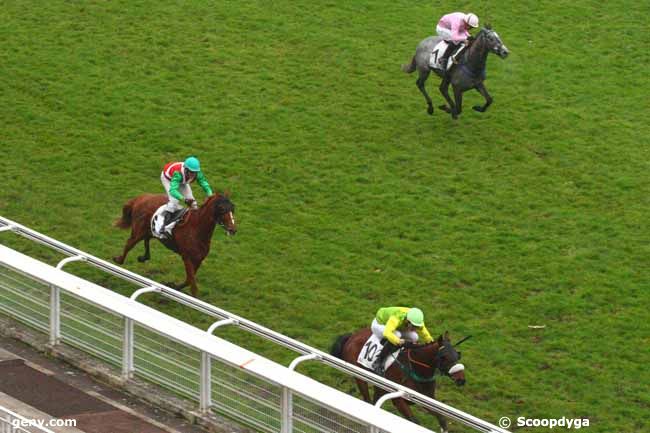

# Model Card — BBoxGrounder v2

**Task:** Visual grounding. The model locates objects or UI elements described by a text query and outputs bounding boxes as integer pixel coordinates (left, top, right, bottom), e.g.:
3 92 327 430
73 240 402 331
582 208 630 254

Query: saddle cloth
151 206 188 239
357 334 402 372
429 40 455 71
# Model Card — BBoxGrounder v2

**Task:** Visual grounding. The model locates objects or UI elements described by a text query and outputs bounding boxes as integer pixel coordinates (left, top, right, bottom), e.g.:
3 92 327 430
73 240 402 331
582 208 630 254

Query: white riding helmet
465 13 479 28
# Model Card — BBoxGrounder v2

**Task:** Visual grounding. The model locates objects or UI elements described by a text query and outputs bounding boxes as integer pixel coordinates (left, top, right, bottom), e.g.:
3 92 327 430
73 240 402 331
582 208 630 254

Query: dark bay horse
331 329 466 431
402 27 509 119
113 193 236 297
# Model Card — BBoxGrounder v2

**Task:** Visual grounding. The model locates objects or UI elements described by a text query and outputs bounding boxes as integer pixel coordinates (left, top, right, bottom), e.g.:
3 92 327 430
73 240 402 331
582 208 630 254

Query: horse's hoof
473 105 484 112
427 105 434 115
113 256 124 264
137 255 149 263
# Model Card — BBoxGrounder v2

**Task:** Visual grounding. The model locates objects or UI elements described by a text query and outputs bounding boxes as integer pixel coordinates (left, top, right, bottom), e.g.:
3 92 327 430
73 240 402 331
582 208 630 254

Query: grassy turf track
1 1 648 431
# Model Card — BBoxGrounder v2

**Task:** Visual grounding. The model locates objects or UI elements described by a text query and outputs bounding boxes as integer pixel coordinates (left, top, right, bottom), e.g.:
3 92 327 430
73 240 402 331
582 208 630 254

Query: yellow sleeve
383 316 402 345
417 324 434 344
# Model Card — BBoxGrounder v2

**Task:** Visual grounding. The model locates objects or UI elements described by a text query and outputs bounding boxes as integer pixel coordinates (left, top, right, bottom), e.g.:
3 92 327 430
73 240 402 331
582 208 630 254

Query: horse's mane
407 341 439 351
202 192 230 207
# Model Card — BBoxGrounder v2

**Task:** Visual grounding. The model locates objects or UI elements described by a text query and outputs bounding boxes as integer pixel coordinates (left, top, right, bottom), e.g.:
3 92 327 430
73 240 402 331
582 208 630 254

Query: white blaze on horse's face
225 211 236 235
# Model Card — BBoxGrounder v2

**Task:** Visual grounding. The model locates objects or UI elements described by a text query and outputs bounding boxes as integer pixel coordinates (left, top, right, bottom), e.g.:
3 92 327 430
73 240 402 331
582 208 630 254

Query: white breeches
371 319 419 344
160 172 195 212
436 25 461 44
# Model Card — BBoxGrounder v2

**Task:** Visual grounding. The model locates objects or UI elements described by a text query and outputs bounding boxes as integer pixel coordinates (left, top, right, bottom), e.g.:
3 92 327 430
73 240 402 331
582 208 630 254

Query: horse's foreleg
113 233 142 264
354 379 371 403
438 79 455 115
473 82 493 112
416 71 434 115
180 257 198 297
424 409 449 433
137 237 151 263
452 85 463 119
391 398 418 424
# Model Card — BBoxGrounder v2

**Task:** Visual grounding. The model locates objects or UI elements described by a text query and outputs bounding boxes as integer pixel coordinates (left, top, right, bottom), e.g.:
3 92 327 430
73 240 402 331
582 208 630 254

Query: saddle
357 334 402 373
429 40 464 72
151 206 189 239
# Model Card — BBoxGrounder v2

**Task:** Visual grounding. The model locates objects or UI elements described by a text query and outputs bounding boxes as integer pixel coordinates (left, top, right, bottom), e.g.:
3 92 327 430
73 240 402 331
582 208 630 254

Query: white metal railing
0 215 510 433
0 405 56 433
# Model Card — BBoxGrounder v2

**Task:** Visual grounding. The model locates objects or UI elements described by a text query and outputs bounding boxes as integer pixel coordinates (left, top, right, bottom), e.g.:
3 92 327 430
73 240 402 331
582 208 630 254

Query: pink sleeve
450 17 469 42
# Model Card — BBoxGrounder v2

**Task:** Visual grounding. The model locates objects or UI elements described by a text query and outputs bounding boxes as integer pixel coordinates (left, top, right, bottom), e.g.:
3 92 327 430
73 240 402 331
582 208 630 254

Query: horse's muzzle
498 46 509 59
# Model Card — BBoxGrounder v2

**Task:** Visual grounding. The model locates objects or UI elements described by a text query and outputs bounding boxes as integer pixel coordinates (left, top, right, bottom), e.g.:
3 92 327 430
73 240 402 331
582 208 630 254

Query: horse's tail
114 199 135 229
402 55 417 74
330 334 352 359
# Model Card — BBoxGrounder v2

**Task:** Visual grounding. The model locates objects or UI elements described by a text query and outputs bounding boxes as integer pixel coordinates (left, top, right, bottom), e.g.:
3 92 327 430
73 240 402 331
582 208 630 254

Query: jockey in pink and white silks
154 156 213 236
436 12 479 71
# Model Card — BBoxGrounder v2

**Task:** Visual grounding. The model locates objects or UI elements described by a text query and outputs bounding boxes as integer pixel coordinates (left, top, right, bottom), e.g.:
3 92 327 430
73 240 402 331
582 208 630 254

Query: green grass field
1 1 648 432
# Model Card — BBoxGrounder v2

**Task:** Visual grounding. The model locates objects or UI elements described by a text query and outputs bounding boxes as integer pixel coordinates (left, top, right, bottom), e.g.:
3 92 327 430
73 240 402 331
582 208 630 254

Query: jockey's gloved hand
185 198 196 206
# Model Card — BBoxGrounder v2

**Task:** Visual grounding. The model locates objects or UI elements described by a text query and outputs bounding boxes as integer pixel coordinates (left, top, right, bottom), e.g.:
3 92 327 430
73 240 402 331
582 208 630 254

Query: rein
393 345 439 383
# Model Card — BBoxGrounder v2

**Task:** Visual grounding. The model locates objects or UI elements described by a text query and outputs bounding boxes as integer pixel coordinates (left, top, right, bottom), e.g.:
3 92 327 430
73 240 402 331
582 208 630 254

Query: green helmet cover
407 308 424 327
184 156 201 172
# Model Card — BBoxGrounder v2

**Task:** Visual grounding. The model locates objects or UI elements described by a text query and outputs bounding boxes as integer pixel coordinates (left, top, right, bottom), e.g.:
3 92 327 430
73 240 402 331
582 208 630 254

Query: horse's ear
436 335 443 344
223 189 231 198
485 23 492 30
444 330 450 340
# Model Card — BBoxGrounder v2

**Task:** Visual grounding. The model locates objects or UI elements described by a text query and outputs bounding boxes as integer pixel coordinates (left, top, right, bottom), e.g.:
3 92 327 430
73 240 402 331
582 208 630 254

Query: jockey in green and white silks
154 156 213 236
371 307 434 375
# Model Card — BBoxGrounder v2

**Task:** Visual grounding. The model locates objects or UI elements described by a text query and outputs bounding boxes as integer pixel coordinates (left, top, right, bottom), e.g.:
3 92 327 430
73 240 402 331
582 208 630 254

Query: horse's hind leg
416 70 434 115
473 82 493 112
137 237 152 263
114 231 143 265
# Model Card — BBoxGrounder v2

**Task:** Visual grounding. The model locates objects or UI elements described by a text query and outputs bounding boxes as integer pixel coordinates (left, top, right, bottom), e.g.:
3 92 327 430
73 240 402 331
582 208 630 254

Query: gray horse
402 27 509 119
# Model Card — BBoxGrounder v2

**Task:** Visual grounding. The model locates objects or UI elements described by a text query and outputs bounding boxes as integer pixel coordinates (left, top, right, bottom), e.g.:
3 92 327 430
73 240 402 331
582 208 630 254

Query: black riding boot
373 341 398 375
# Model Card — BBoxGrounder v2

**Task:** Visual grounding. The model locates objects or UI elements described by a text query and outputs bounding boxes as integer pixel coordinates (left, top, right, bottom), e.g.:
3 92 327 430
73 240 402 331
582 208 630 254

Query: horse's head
209 194 237 236
435 332 466 386
478 26 509 59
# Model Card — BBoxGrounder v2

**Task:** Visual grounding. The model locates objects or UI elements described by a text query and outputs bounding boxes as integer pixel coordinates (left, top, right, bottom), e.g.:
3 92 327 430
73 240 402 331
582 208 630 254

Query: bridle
396 336 471 383
213 197 236 232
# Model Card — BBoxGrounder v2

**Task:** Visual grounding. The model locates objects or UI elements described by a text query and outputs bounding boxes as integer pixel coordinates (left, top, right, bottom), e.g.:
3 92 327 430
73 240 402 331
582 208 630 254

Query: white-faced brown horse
113 193 236 297
331 329 468 431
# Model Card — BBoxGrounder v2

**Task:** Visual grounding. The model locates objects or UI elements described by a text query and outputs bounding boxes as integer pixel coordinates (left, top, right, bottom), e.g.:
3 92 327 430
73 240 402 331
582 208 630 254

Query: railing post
201 318 238 414
370 391 407 433
55 255 85 270
282 354 321 433
130 286 160 300
281 387 292 433
122 317 134 380
49 285 60 345
200 352 211 414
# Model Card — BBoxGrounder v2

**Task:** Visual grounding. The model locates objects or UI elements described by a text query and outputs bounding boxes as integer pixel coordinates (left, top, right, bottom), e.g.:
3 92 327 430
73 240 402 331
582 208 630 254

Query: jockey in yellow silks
371 307 433 375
